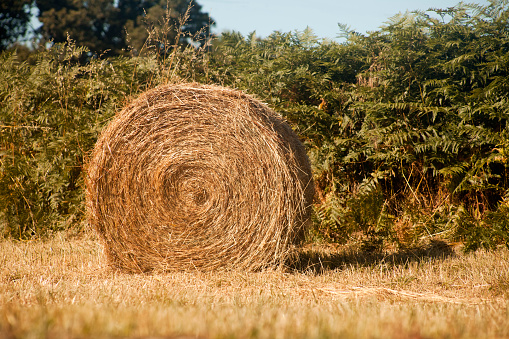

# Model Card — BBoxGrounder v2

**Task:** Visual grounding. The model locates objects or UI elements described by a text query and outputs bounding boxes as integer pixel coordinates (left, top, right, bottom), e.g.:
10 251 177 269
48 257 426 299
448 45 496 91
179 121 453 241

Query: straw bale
86 83 314 272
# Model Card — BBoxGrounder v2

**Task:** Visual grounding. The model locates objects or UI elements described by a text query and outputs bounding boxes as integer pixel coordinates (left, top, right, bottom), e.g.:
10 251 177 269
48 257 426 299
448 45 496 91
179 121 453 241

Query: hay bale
86 83 314 272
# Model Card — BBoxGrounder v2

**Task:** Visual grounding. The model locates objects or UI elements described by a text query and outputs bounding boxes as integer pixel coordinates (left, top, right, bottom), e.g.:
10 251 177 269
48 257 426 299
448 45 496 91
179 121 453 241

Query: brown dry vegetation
1 233 509 339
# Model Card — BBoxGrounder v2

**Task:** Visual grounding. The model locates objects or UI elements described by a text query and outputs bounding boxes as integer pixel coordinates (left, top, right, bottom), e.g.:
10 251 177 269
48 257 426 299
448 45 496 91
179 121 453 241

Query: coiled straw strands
86 83 314 272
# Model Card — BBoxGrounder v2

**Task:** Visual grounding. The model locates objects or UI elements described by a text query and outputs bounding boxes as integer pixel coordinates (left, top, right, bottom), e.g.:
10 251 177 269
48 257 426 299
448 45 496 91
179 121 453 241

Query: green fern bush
1 1 508 251
1 43 126 236
0 38 205 237
205 0 509 250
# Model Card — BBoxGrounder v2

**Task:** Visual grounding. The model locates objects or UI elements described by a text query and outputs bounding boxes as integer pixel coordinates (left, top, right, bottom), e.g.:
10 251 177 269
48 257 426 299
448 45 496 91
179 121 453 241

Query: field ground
1 233 509 339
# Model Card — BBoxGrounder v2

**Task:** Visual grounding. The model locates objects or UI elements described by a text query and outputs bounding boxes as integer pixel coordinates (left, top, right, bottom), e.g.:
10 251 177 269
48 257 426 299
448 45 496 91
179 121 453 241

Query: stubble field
1 232 509 339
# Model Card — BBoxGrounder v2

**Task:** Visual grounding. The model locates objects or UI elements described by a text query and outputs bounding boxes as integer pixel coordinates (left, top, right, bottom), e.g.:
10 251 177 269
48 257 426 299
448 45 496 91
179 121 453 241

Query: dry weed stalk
86 82 314 272
314 287 494 305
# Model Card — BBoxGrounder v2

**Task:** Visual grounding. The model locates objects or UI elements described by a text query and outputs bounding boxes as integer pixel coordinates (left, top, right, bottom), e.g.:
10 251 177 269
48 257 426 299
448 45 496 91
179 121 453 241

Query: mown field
2 2 509 338
1 233 508 339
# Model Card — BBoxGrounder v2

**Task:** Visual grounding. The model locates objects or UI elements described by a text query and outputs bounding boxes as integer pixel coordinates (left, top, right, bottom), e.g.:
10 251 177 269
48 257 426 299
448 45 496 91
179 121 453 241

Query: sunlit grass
1 233 508 338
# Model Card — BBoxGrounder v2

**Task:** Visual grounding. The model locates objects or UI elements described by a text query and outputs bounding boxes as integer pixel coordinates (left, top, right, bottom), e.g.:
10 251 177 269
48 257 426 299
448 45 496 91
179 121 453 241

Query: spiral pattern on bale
86 83 314 272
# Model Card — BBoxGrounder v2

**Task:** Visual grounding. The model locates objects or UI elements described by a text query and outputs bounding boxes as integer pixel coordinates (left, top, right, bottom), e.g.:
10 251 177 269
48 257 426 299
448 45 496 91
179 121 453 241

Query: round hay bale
86 82 314 272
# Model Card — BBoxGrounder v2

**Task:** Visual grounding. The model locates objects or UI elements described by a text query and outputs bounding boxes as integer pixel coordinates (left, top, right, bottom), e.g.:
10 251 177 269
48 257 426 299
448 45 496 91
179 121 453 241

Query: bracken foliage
202 0 509 250
1 1 509 251
0 37 208 237
0 42 135 236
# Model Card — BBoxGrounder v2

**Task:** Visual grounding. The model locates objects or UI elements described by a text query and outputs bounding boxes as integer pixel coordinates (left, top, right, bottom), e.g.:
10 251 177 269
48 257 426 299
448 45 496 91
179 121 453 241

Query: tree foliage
0 0 33 51
36 0 213 55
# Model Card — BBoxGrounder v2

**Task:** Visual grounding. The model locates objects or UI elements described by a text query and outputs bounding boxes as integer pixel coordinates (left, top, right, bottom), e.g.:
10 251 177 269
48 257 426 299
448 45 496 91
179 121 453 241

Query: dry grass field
1 232 509 339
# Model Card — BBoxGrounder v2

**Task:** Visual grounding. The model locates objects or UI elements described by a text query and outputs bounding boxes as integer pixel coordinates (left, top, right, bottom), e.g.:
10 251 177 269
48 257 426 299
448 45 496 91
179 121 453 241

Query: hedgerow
1 1 508 251
0 41 165 236
204 1 509 250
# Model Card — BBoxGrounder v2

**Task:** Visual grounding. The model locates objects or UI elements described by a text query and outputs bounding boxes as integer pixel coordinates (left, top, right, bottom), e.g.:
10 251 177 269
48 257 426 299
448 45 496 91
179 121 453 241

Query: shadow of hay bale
86 82 314 272
287 240 456 274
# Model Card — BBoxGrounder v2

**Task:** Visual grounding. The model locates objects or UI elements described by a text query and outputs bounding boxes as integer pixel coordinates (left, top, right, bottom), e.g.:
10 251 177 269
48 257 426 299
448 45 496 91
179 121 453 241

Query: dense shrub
1 1 508 251
0 41 164 237
204 1 509 250
0 23 212 238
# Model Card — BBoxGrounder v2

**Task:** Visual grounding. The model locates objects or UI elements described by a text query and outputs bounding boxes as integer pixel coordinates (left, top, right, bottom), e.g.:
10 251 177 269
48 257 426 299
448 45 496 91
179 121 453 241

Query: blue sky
198 0 491 40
